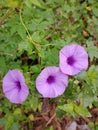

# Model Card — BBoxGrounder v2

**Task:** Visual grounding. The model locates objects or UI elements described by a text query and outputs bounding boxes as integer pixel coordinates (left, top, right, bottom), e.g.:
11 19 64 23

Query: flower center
47 75 55 84
16 81 21 91
67 56 75 65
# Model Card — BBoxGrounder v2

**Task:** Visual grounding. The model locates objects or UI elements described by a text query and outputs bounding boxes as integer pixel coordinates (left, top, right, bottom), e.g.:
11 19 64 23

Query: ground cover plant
0 0 98 130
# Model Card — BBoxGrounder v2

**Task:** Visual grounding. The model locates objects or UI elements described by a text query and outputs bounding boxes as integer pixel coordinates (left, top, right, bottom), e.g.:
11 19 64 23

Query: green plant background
0 0 98 129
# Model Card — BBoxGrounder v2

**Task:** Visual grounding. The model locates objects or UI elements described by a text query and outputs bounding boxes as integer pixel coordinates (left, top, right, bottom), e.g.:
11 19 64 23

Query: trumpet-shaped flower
3 70 29 104
59 44 88 75
36 66 68 98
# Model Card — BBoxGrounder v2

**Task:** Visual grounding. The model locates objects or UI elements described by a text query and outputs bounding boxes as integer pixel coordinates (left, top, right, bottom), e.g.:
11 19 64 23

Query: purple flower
2 70 29 104
59 44 88 75
36 66 68 98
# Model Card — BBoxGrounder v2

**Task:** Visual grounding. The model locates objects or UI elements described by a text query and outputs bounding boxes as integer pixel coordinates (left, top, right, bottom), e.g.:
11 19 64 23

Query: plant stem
19 9 38 46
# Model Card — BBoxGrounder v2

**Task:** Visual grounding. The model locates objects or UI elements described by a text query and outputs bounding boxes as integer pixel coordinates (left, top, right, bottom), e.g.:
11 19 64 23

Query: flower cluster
36 43 88 98
2 43 88 103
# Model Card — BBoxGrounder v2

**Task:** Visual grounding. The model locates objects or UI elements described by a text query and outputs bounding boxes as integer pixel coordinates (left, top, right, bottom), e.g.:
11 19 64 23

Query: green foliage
87 41 98 61
88 122 98 130
45 126 54 130
0 0 98 129
58 103 91 117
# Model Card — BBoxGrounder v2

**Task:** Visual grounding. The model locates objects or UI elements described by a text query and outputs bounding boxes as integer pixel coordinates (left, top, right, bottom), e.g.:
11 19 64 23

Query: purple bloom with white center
2 69 29 104
59 43 88 75
36 66 68 98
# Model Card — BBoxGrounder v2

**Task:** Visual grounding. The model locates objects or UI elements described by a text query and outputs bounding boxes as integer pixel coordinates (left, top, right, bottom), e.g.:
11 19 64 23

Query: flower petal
5 88 20 104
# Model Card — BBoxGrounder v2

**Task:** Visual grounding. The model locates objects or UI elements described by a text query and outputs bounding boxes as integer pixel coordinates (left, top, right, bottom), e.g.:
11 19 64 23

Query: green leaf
87 41 98 60
0 117 7 125
87 65 98 85
37 47 45 58
58 103 91 117
79 93 95 108
32 31 45 43
45 126 54 130
88 122 95 130
25 0 44 9
30 96 39 111
10 123 19 130
13 108 21 115
30 64 41 73
58 103 74 114
63 80 75 99
18 41 33 55
30 0 43 8
0 57 7 78
75 71 87 81
5 115 14 130
56 108 67 119
93 7 98 17
74 104 91 117
17 25 26 39
7 0 21 8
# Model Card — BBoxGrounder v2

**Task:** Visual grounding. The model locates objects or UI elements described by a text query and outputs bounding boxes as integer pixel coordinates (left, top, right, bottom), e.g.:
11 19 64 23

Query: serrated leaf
18 41 33 54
